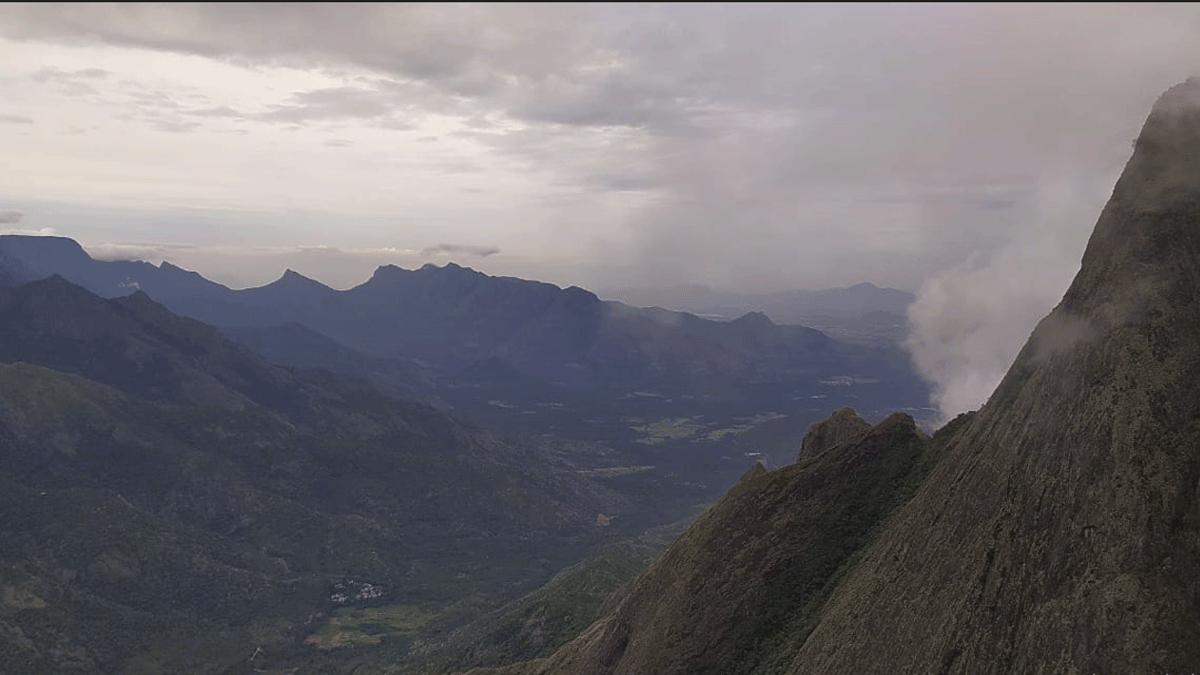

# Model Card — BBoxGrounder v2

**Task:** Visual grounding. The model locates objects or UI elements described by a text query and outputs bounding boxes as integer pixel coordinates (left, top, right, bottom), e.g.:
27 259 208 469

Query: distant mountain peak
418 260 475 275
271 268 325 287
367 261 482 287
731 310 775 328
367 263 408 281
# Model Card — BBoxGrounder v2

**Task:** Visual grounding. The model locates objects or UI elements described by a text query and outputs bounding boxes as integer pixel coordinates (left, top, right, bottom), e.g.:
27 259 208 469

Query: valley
0 240 931 674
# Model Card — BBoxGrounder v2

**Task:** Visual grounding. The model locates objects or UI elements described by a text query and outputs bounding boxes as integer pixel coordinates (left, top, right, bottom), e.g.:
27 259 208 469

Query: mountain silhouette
0 237 922 401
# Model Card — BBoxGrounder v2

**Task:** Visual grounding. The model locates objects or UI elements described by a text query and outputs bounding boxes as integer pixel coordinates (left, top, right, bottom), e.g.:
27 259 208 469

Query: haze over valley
1 4 1199 675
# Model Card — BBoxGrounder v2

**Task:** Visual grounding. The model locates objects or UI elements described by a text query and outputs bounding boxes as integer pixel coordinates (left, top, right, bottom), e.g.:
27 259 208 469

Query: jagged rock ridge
797 406 872 459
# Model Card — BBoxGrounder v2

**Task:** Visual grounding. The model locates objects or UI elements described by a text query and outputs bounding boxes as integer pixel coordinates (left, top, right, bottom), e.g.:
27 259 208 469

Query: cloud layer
3 3 1200 414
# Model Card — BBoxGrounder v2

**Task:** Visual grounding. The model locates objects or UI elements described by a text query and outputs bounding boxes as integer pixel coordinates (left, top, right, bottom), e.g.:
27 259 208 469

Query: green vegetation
632 412 788 445
0 358 629 675
631 417 702 444
395 533 677 675
304 605 437 650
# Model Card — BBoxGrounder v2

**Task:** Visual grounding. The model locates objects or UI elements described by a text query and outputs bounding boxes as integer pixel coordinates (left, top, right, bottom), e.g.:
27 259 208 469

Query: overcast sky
2 3 1199 417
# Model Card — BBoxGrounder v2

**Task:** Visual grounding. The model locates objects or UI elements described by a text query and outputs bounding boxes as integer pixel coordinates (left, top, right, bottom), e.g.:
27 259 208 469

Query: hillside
462 79 1200 675
0 278 647 675
463 410 966 675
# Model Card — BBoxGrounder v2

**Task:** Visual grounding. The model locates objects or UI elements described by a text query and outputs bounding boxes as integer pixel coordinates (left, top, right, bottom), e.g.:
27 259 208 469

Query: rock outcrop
797 406 872 459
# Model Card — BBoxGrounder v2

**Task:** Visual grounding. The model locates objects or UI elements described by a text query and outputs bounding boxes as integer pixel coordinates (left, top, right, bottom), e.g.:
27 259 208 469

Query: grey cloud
0 210 24 224
905 172 1115 422
428 160 481 174
30 66 110 82
85 241 197 262
186 105 244 118
420 243 500 258
124 88 180 110
155 121 200 133
29 65 109 96
376 117 416 131
1 4 687 131
256 84 424 129
0 114 34 124
322 138 353 147
4 4 1200 411
262 86 392 122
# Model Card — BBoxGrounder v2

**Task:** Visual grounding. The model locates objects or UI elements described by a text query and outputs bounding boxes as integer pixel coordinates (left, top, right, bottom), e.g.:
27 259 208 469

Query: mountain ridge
0 235 924 405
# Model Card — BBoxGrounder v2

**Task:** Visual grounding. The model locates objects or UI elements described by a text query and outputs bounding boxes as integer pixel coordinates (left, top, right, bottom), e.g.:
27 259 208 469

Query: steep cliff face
471 79 1200 675
788 77 1200 675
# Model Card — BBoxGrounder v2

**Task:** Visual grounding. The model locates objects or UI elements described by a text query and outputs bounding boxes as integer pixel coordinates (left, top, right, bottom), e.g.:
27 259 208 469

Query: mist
905 170 1119 424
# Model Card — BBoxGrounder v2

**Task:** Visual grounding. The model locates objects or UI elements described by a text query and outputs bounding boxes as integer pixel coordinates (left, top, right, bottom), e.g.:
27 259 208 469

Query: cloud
258 84 419 126
420 243 500 258
904 171 1116 423
185 105 243 118
0 210 24 224
29 65 110 96
30 65 110 82
2 4 1199 318
83 241 196 262
0 114 34 124
0 226 56 236
150 119 201 133
171 83 425 130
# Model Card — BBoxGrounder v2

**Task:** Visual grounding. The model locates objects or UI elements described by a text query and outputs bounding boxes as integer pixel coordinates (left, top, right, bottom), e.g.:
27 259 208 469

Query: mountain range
0 239 915 396
598 280 914 318
597 282 916 346
453 78 1200 674
0 216 935 672
0 233 934 473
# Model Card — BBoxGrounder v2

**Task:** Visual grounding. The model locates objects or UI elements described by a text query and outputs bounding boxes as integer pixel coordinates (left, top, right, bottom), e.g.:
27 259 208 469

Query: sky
1 3 1199 419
